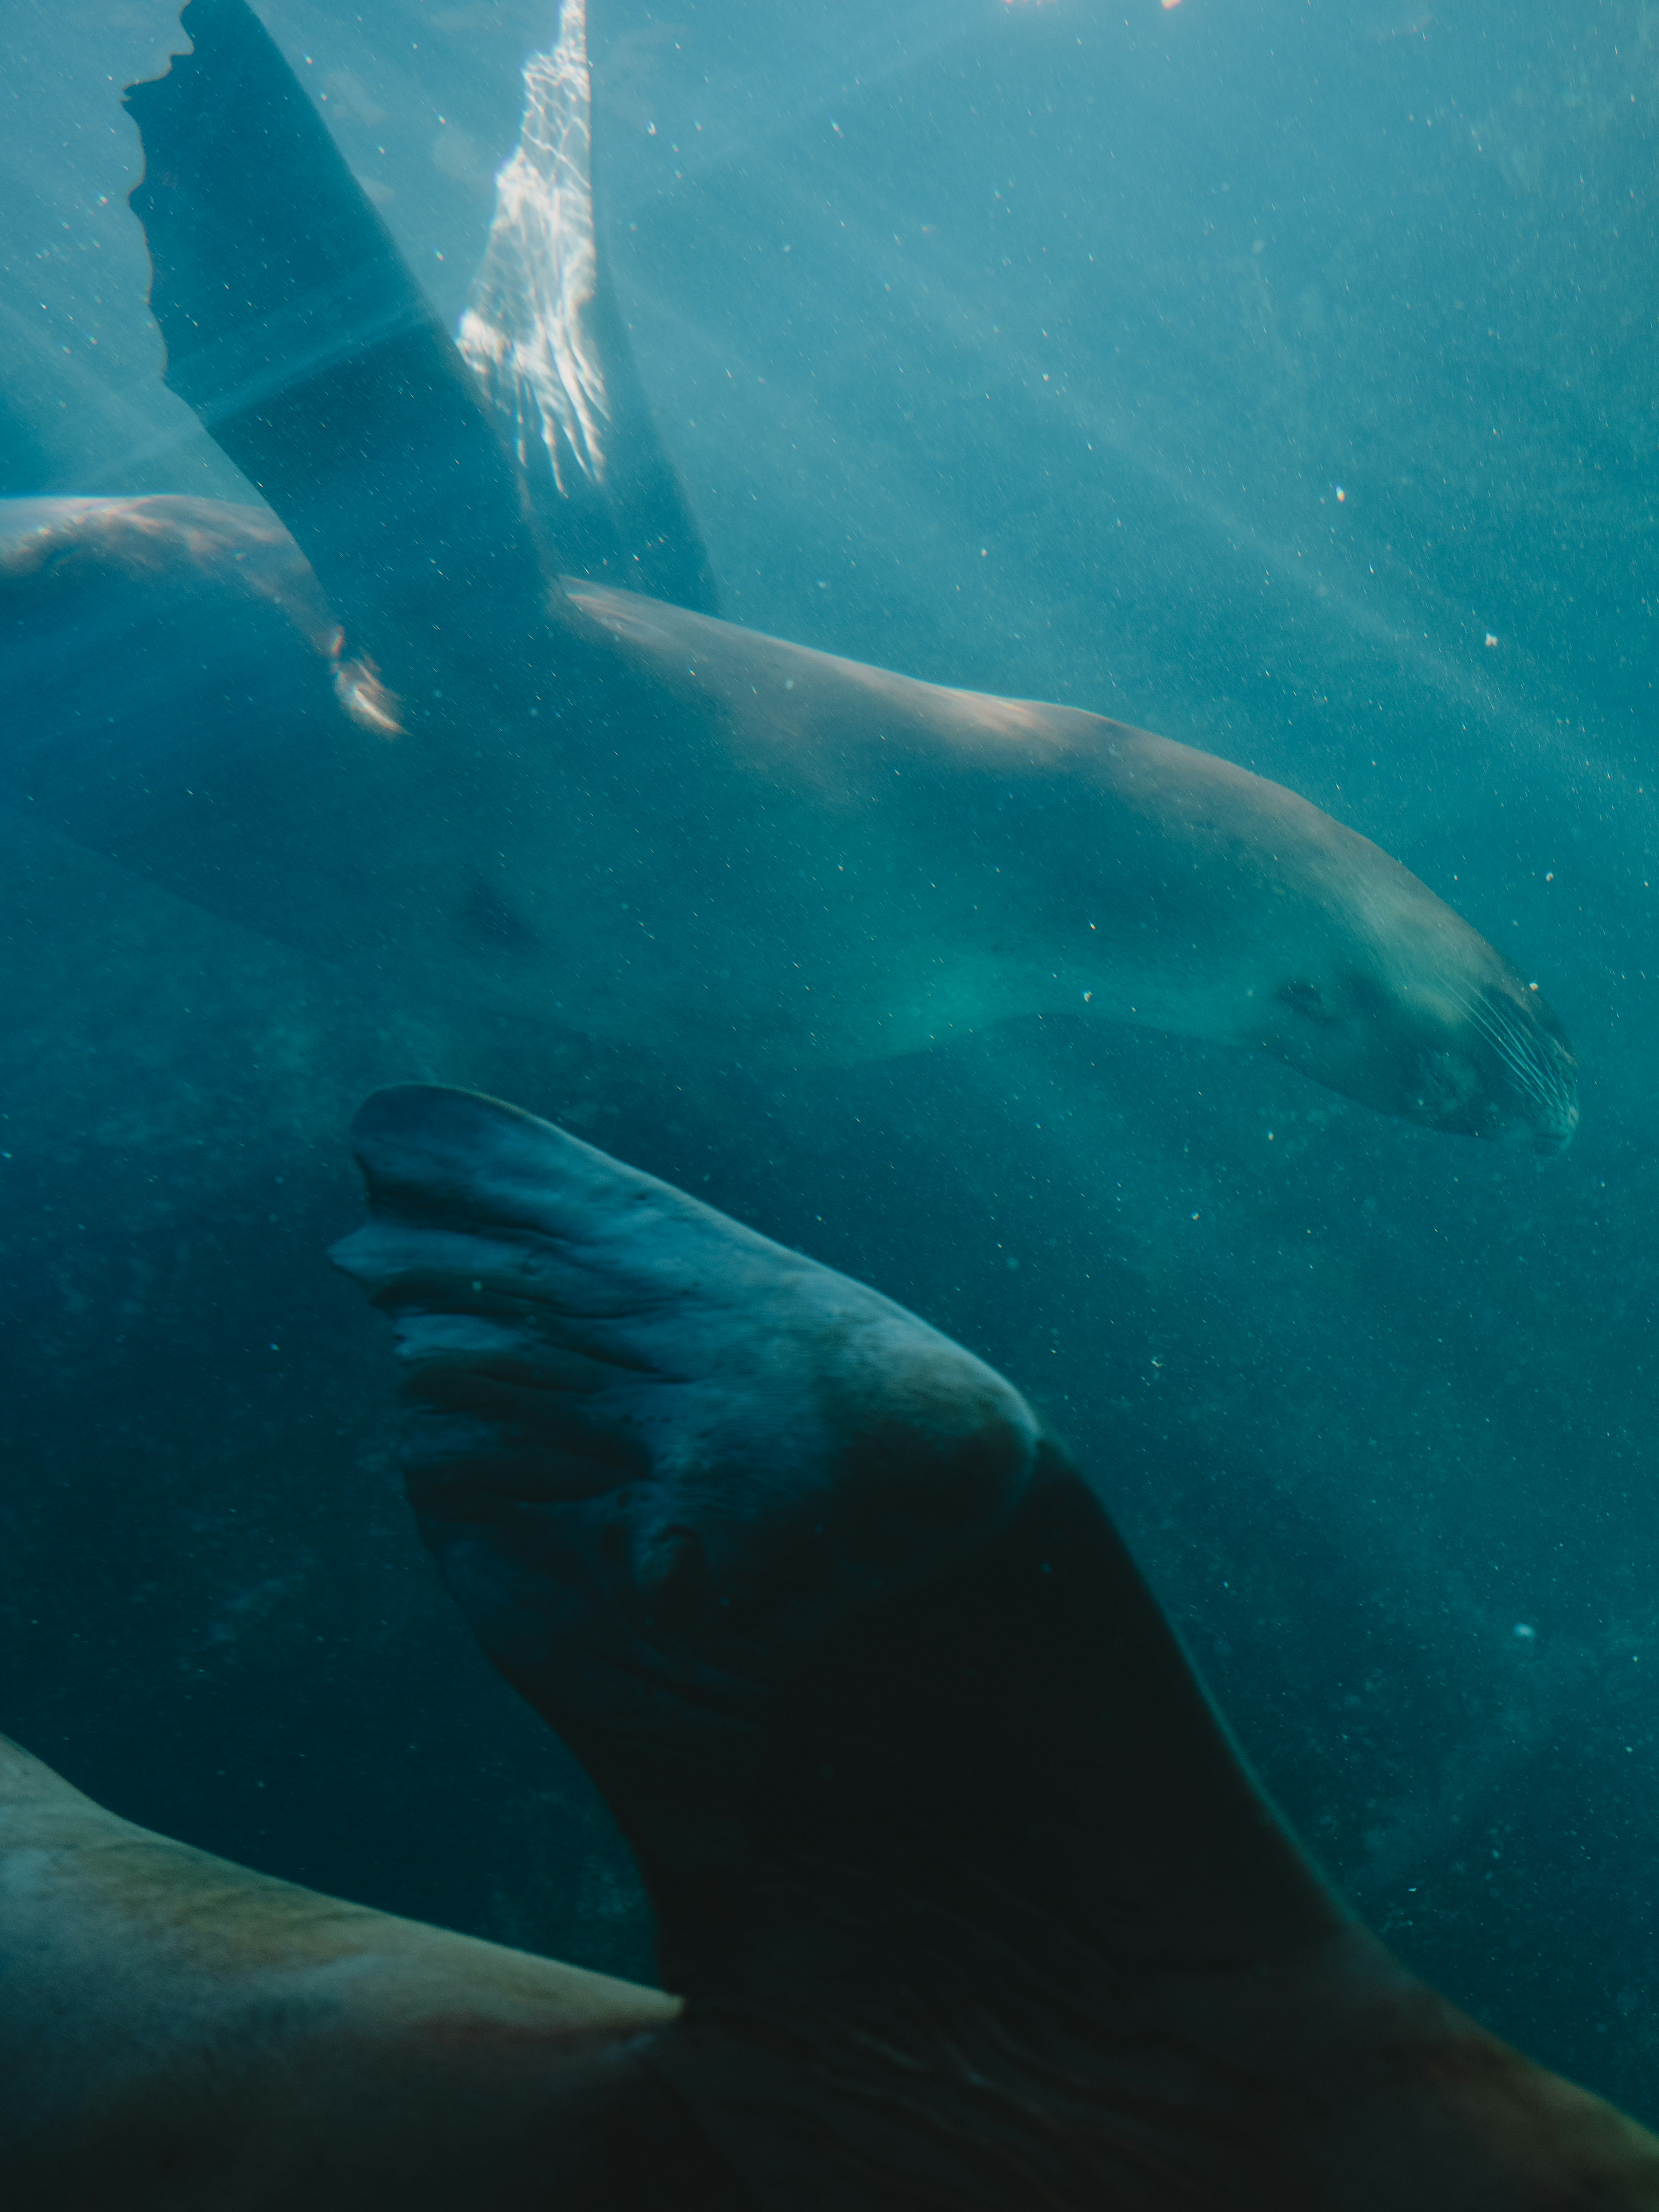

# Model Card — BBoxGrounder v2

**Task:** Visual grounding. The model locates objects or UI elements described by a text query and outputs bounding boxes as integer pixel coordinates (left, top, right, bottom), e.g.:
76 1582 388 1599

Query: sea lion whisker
1471 1017 1549 1104
1462 981 1560 1084
1443 998 1531 1097
1491 1011 1573 1116
1448 984 1566 1115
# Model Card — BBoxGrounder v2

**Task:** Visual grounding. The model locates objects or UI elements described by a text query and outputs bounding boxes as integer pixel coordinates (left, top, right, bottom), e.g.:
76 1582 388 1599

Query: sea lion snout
1446 980 1580 1152
1398 986 1578 1150
1253 955 1579 1150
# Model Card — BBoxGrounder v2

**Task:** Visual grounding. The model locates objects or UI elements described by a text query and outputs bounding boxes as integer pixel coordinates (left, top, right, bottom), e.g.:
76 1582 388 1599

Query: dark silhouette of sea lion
0 0 1579 1148
0 1082 1653 2206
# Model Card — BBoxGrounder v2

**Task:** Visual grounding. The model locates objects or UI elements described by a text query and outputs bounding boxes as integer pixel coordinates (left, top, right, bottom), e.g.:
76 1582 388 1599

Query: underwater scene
3 0 1659 2196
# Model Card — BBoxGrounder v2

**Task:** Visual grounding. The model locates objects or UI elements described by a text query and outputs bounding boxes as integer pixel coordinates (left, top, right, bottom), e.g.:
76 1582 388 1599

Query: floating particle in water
1513 1622 1536 1640
1335 485 1345 501
1485 632 1499 647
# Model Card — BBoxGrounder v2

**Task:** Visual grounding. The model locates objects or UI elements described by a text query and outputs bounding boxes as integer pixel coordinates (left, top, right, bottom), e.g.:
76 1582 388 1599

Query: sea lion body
569 579 1574 1135
0 1734 691 2210
0 0 1580 1149
0 490 1578 1145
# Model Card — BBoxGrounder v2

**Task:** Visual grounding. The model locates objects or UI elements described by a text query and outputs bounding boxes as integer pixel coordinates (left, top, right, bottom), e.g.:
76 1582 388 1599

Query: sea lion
0 1081 1650 2207
0 0 1579 1149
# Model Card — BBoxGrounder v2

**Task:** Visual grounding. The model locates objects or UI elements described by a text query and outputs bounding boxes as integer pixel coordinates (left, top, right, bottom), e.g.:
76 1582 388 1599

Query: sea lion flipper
460 0 719 614
330 1082 1041 1891
331 1085 1338 1994
333 1087 1659 2208
123 0 555 677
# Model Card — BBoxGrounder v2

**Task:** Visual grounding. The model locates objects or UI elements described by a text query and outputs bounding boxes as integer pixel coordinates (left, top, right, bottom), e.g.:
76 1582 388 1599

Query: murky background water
3 0 1658 2117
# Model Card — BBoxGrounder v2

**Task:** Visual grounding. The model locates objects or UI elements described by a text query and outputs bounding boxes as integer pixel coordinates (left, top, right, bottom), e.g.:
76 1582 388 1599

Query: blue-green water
3 0 1657 2120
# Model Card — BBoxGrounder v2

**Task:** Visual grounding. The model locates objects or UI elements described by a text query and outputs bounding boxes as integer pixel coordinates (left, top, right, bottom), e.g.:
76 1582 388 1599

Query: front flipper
458 0 720 614
334 1085 1659 2212
0 1733 730 2211
124 0 555 683
330 1083 1040 1920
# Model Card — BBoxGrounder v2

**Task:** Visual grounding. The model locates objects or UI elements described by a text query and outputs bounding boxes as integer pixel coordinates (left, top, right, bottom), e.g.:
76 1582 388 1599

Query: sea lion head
1249 888 1580 1151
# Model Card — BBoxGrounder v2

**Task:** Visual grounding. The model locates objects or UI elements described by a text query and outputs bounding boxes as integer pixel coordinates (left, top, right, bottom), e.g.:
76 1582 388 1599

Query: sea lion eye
1278 980 1333 1023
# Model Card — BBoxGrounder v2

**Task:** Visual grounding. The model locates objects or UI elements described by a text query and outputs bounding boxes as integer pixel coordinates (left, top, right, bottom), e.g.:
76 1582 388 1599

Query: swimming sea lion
0 0 1579 1149
0 1082 1648 2206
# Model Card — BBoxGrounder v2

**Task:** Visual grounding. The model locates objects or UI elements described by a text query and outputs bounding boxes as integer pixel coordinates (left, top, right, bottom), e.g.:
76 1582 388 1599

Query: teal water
3 0 1658 2119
